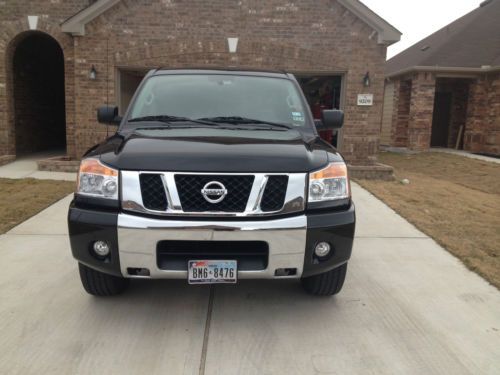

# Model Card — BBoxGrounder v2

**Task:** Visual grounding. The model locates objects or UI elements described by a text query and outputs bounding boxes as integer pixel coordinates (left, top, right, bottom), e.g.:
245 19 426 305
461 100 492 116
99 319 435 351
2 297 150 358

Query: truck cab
68 69 355 296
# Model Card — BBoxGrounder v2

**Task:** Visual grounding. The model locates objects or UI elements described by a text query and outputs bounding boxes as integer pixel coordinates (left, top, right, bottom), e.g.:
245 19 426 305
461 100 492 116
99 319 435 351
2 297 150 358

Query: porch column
408 72 436 151
391 79 412 147
464 77 489 153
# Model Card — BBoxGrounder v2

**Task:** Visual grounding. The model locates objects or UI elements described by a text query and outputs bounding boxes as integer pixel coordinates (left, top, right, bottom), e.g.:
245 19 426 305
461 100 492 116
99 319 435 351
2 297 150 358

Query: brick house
381 0 500 155
0 0 401 168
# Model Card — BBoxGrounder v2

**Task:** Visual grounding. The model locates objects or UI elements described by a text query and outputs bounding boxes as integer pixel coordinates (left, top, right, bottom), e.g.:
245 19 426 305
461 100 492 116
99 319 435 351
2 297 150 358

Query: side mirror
318 109 344 130
97 106 121 125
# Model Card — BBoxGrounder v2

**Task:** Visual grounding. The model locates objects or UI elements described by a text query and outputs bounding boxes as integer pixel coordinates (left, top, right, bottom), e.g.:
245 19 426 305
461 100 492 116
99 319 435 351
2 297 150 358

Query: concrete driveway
0 184 499 374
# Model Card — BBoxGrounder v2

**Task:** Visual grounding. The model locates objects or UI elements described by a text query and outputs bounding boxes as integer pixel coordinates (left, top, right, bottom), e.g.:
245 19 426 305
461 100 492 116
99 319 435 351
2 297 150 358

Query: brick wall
464 73 500 155
387 73 437 151
407 72 436 151
1 0 389 165
0 1 84 156
391 79 411 147
387 72 499 155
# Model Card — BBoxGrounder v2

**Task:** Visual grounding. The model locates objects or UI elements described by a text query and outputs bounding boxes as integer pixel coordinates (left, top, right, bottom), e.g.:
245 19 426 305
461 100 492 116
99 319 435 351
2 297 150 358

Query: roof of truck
152 68 291 79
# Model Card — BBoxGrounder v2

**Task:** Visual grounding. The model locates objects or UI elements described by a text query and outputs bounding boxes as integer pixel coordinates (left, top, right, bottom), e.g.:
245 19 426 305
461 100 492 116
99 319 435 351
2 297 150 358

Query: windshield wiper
128 115 217 126
197 116 292 130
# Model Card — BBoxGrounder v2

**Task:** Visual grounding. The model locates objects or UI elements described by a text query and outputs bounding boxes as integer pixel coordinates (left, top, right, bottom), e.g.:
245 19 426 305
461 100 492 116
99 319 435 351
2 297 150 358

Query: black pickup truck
68 69 355 297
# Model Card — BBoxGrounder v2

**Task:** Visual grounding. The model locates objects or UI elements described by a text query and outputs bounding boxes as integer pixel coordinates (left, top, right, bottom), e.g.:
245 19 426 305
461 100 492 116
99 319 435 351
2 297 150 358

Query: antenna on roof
480 0 493 7
420 45 430 52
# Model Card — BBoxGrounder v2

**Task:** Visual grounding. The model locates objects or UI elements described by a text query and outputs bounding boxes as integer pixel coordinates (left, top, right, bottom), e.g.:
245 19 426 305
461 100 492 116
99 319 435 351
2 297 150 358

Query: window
129 74 310 128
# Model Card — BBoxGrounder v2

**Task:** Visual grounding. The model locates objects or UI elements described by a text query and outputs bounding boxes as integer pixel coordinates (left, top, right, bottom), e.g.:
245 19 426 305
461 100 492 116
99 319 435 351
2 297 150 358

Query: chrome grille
121 171 307 217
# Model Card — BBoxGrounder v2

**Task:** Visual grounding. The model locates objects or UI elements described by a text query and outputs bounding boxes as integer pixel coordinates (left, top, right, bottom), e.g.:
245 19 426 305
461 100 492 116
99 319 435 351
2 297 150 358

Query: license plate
188 260 237 284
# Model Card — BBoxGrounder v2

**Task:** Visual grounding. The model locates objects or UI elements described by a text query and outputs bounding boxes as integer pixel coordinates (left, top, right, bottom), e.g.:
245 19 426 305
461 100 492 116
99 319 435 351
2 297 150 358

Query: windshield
128 74 310 128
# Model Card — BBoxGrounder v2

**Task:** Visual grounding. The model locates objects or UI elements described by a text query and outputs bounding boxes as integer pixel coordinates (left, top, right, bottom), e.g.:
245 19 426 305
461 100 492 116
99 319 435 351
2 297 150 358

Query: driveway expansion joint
199 285 215 375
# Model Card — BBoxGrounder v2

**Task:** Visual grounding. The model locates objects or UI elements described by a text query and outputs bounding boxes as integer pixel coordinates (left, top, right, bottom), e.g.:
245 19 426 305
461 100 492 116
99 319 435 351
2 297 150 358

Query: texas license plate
188 260 237 284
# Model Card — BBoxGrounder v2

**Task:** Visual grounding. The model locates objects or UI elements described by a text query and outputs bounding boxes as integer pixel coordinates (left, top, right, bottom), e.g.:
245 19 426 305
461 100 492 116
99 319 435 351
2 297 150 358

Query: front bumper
68 203 355 279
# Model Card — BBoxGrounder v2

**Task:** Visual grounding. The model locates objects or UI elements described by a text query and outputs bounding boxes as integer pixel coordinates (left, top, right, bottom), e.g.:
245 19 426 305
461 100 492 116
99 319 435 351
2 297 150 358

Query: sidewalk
383 146 500 165
0 152 76 181
431 148 500 164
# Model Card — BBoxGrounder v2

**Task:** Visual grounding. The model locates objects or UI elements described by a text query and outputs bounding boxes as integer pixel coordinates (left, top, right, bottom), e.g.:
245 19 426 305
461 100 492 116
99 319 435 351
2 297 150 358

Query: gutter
386 65 500 79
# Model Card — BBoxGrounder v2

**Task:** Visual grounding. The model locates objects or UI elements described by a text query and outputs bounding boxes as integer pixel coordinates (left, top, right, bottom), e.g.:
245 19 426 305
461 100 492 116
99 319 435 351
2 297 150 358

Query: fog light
93 241 110 257
314 242 331 257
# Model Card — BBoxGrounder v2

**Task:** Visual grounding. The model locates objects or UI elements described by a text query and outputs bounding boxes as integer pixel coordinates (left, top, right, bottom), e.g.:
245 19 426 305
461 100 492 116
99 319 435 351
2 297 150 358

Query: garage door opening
118 70 344 147
12 32 66 155
296 75 343 147
118 69 148 115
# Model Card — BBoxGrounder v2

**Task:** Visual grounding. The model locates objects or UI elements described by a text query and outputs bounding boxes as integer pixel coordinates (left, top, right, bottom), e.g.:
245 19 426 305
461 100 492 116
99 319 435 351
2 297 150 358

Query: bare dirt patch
0 178 74 234
357 152 500 289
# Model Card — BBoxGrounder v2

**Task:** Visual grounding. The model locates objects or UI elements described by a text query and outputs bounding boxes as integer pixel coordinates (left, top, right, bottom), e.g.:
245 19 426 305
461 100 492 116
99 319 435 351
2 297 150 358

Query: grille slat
139 174 168 211
175 175 254 212
260 176 289 212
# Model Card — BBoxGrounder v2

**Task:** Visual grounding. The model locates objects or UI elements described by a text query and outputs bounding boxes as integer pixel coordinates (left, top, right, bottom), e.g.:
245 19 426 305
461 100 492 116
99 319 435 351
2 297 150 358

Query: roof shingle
386 0 500 76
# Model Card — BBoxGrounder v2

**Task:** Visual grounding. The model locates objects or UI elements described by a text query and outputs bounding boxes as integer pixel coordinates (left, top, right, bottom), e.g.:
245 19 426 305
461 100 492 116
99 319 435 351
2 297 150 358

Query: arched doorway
12 32 66 155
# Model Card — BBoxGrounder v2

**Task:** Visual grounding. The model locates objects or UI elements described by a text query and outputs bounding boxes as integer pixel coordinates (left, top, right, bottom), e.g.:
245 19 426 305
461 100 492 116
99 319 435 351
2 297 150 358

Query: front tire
301 263 347 296
78 263 129 296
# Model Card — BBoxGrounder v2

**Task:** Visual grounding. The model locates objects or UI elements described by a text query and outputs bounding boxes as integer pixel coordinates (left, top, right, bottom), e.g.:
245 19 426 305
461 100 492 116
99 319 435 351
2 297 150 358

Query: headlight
77 159 119 200
308 162 350 202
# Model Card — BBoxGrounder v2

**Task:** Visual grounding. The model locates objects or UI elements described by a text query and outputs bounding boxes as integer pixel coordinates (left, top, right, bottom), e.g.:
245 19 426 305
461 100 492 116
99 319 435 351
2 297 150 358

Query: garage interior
118 70 343 147
118 69 147 116
296 75 343 147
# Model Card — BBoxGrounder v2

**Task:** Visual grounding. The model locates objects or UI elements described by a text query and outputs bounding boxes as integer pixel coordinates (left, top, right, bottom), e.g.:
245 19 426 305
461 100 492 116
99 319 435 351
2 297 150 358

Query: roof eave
62 0 402 45
338 0 402 45
386 65 500 79
61 0 121 36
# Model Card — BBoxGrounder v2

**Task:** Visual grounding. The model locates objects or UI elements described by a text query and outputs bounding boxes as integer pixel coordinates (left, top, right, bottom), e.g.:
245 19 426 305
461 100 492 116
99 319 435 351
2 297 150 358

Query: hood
90 127 341 173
